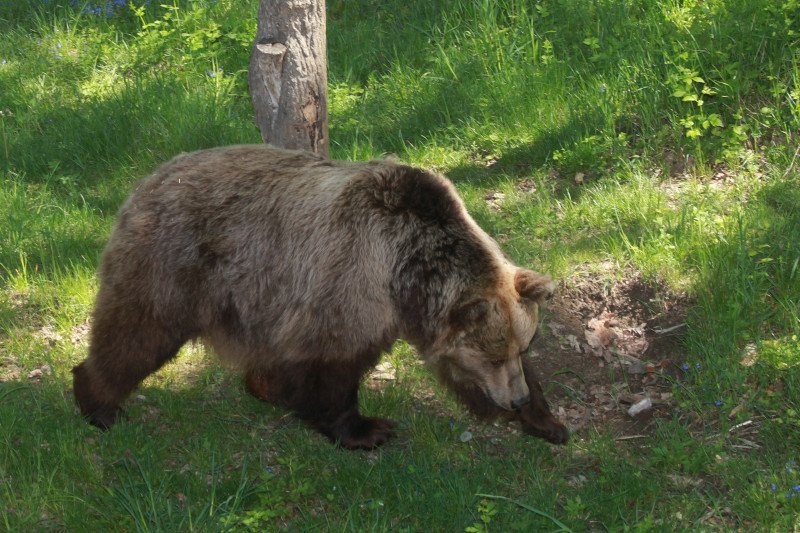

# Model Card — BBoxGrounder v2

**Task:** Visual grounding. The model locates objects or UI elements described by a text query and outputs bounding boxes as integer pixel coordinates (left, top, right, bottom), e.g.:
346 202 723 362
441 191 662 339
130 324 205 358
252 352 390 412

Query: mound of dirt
534 267 692 437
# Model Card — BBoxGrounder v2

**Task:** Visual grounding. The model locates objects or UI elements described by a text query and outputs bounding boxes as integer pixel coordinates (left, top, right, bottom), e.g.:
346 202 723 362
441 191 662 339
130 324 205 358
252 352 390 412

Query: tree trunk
249 0 328 157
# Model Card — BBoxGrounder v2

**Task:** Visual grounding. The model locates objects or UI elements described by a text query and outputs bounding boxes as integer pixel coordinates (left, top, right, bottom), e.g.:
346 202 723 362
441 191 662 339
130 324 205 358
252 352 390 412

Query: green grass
1 0 799 530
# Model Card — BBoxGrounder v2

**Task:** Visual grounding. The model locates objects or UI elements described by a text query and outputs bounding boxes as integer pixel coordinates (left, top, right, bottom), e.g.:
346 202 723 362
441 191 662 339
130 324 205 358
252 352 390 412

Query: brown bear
72 145 568 449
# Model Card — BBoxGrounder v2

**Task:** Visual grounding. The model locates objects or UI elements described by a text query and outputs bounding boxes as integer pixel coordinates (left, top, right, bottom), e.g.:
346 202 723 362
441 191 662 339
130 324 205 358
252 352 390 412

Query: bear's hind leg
73 300 189 429
244 367 277 403
263 358 395 450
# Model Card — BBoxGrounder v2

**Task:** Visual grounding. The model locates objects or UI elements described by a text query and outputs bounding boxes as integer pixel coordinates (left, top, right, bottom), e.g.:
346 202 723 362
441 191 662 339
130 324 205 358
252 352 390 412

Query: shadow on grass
688 178 800 346
446 109 608 187
681 176 800 416
3 76 257 199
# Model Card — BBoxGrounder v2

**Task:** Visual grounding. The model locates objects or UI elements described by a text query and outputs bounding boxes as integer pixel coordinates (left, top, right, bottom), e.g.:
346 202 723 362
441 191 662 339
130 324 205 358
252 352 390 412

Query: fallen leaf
585 330 604 351
36 325 62 348
740 343 757 367
586 312 618 349
27 364 52 382
564 334 581 352
567 474 588 487
370 361 396 381
517 179 537 194
621 336 649 356
484 192 506 212
619 393 646 405
70 322 90 345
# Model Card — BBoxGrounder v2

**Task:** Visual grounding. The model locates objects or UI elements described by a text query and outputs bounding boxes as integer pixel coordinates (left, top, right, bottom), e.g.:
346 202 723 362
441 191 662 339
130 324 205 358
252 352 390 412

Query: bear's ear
449 298 490 331
514 269 555 303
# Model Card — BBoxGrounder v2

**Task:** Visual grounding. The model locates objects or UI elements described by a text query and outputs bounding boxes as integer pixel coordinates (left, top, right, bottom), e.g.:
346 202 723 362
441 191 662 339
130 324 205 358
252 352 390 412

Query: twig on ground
615 434 647 441
652 323 686 335
728 420 753 433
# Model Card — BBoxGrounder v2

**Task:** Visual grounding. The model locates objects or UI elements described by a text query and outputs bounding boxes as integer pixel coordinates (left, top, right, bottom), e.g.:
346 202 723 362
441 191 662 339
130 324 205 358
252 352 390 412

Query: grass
1 0 799 530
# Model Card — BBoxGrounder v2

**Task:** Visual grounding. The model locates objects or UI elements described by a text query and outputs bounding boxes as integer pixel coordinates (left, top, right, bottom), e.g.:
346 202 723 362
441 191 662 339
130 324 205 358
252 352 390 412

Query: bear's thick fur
73 145 568 448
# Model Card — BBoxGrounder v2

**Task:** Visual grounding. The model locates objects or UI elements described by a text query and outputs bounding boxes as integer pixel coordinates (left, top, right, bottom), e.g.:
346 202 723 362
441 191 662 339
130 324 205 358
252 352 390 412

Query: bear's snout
511 394 531 411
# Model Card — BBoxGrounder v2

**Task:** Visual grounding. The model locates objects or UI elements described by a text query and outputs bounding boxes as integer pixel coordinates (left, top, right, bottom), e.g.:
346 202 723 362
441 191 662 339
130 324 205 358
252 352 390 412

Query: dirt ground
532 264 692 439
369 263 693 443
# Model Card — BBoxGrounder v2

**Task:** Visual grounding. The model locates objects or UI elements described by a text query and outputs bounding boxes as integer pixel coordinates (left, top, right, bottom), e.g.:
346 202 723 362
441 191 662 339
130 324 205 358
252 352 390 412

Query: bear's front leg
516 357 569 444
247 360 396 450
316 407 397 450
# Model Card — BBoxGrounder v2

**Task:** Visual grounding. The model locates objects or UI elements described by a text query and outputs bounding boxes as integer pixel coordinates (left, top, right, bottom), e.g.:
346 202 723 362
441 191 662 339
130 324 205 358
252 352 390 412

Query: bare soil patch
534 266 692 439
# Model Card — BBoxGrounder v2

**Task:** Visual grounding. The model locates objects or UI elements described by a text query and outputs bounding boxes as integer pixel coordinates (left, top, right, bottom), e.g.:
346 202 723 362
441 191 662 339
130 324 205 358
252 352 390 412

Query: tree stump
249 0 328 157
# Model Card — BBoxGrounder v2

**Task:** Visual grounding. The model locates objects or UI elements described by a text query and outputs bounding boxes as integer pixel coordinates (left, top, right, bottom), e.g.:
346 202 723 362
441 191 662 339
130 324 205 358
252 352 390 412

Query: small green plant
540 38 556 65
465 499 498 533
563 495 586 520
668 62 723 141
222 465 313 531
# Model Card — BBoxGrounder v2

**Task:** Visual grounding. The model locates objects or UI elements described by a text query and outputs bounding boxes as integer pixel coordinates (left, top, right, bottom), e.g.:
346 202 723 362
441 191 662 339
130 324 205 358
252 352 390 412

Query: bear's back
99 145 502 363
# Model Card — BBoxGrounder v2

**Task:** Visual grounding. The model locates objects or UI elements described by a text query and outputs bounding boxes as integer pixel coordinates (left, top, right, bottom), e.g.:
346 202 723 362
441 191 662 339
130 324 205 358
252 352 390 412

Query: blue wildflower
681 363 689 371
448 420 455 429
265 466 274 474
714 400 722 407
794 485 800 492
771 483 777 491
695 363 701 369
56 43 62 49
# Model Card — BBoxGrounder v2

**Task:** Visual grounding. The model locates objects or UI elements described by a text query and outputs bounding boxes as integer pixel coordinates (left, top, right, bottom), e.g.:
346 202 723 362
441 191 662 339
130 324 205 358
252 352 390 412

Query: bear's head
427 268 555 414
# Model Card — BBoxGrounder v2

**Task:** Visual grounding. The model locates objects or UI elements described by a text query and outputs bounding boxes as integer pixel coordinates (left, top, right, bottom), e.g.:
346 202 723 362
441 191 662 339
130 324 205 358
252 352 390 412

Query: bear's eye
490 359 505 368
